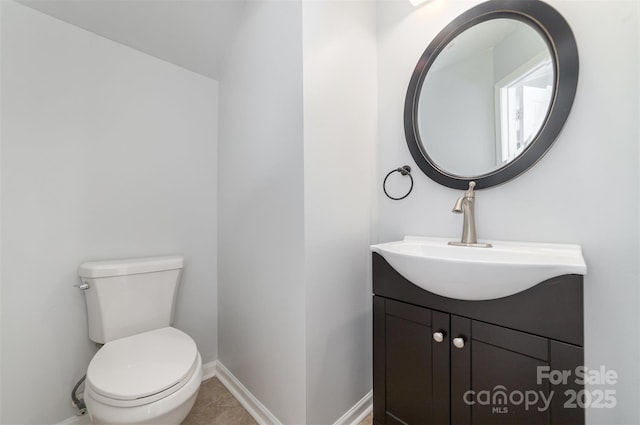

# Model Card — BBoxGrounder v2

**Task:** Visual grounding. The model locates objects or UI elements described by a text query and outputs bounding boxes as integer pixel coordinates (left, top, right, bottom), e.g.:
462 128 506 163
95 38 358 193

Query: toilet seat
86 327 199 408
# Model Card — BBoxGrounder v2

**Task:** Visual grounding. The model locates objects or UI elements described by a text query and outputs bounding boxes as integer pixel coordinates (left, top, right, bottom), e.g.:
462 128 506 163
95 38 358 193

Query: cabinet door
451 318 584 425
373 297 450 425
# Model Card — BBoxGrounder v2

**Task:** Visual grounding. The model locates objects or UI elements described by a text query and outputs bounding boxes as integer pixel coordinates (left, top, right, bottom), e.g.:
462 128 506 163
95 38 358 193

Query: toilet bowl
84 327 202 425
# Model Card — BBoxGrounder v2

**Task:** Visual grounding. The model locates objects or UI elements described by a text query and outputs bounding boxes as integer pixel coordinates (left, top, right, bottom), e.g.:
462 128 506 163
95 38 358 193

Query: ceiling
18 0 247 80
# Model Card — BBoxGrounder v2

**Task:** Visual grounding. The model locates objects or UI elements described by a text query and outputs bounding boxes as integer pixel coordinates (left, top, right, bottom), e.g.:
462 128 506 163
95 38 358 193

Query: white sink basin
371 236 586 301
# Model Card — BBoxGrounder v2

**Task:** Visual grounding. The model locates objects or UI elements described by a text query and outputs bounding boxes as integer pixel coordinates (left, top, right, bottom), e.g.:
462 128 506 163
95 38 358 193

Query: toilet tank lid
78 256 184 278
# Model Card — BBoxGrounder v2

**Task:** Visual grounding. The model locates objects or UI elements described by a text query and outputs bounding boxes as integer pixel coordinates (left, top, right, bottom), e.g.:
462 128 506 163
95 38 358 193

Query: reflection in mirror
417 19 553 177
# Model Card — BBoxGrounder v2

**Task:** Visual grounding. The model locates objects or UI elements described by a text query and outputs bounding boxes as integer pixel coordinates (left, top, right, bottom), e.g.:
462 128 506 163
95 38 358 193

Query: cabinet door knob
433 331 445 343
453 337 465 349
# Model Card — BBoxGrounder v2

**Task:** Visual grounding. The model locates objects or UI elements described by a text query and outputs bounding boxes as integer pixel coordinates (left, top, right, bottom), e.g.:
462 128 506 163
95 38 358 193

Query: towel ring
383 166 413 200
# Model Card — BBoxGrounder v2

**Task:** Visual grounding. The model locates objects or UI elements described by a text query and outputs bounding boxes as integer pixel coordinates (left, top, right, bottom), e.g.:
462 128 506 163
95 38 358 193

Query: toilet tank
78 256 184 343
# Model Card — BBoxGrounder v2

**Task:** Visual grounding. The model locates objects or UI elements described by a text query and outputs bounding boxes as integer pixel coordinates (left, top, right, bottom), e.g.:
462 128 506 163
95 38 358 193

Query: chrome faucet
448 181 492 248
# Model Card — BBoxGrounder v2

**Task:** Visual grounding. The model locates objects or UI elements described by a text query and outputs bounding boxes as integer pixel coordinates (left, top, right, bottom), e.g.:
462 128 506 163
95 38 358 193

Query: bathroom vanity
372 253 585 425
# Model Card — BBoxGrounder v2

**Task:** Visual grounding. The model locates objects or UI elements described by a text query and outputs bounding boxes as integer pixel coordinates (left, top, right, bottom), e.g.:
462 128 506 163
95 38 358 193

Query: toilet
78 256 202 425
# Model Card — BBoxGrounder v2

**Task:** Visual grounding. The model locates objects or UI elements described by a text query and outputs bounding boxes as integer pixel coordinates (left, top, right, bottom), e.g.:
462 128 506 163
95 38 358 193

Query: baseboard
333 390 373 425
57 413 91 425
201 359 217 380
214 361 371 425
214 361 283 425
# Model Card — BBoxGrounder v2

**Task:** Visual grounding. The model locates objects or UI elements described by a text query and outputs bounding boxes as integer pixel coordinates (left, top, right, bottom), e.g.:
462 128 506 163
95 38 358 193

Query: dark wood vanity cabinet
373 253 584 425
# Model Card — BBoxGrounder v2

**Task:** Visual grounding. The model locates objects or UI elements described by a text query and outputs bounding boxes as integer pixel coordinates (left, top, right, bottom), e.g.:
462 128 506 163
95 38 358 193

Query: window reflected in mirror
496 52 554 164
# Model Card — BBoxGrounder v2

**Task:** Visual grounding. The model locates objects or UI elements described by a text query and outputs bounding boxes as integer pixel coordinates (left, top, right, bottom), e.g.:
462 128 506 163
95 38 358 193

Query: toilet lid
87 327 198 401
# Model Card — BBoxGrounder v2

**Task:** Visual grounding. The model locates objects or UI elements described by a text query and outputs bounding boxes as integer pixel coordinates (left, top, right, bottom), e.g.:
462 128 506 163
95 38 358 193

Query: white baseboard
333 390 372 425
213 360 371 425
57 413 91 425
201 359 217 380
213 361 283 425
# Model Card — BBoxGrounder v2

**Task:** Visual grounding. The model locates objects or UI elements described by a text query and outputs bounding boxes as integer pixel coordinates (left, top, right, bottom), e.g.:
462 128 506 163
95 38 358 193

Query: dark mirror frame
404 0 579 190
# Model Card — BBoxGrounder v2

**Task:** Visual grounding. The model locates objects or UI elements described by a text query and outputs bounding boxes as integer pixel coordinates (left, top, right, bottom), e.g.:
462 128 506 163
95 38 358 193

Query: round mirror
405 0 578 189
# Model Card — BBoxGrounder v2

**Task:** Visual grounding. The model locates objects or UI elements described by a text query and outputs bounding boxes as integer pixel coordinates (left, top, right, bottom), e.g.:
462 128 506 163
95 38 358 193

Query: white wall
217 1 307 424
0 2 219 423
302 1 376 423
219 2 377 423
377 1 639 424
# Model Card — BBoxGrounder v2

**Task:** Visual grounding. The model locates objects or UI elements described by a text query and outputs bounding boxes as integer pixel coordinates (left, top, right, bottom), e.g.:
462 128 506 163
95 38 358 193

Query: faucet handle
465 181 476 197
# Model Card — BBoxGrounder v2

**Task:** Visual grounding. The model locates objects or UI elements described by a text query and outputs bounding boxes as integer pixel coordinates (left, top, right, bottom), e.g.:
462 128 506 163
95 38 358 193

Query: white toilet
78 256 202 425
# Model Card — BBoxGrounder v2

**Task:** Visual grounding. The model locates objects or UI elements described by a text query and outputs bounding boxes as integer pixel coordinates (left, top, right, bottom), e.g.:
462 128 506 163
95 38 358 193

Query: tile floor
182 378 257 425
358 412 373 425
181 377 373 425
